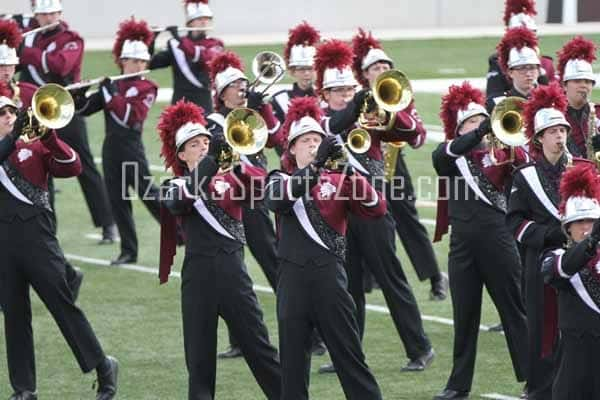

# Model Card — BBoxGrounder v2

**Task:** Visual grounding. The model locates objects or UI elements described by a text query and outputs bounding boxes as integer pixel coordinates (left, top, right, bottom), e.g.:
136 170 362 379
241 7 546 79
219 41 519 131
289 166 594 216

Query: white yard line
85 233 121 242
64 253 492 332
481 393 521 400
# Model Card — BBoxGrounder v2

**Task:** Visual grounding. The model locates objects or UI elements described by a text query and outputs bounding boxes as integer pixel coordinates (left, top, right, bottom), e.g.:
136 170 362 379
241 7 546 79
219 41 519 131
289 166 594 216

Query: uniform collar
291 82 315 97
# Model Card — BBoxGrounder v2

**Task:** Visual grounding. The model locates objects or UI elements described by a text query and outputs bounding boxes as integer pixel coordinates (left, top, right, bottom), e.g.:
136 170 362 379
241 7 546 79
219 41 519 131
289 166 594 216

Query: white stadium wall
2 0 551 41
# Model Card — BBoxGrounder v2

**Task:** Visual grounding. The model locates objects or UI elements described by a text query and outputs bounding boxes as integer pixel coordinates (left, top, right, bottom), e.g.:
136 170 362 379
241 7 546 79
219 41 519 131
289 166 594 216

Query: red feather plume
314 39 354 92
439 82 486 140
0 81 13 99
0 20 22 49
284 21 320 65
497 27 538 74
352 28 383 87
559 163 600 215
157 100 207 176
112 17 153 63
523 81 568 140
209 50 244 84
281 97 324 142
557 36 597 81
503 0 537 26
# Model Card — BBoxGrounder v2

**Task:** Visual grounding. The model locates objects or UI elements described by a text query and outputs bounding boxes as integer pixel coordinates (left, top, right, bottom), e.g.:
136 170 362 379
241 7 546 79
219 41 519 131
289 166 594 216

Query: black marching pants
0 213 105 393
181 249 281 400
346 212 431 360
445 226 528 392
277 259 382 400
102 135 160 257
553 330 600 400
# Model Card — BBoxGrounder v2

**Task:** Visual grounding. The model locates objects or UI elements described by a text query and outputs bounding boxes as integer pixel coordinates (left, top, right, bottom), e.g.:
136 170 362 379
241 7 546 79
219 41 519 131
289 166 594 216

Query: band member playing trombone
432 82 529 400
556 36 600 159
506 82 593 399
18 0 117 244
265 96 383 400
351 28 446 301
75 18 160 265
316 39 434 373
0 90 118 400
150 0 223 112
541 163 600 399
157 100 281 400
206 50 283 359
486 26 541 113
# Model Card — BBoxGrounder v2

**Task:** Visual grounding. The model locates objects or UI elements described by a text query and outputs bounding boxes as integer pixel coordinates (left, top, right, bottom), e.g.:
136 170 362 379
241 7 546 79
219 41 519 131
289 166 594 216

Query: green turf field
1 32 599 399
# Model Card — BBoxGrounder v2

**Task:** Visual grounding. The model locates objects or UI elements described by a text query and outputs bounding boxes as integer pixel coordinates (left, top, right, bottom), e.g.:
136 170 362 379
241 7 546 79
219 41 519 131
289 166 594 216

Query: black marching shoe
217 346 243 359
401 348 435 372
318 363 336 374
69 268 84 302
98 224 118 245
96 356 119 400
8 392 38 400
110 253 136 266
433 389 469 400
311 340 327 356
429 273 448 301
488 323 504 332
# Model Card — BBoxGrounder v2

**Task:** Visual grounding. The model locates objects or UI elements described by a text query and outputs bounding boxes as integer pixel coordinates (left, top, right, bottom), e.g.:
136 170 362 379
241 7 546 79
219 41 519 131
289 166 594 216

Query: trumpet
310 130 371 170
246 51 286 96
20 83 75 142
488 96 528 165
65 70 151 91
220 108 268 170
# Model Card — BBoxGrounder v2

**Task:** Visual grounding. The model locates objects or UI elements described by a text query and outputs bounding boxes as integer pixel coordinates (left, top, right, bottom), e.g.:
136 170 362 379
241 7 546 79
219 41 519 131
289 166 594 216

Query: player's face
564 79 594 108
0 65 16 83
290 66 315 91
323 86 355 111
363 62 391 87
538 125 568 156
121 58 148 74
508 64 540 94
290 132 323 168
458 114 486 135
188 17 212 39
220 79 248 109
0 106 17 137
177 135 211 171
568 219 595 243
35 12 61 27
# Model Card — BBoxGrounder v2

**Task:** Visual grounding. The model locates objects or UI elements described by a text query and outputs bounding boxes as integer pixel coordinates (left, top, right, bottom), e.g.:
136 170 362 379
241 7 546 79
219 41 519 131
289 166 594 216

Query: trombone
65 70 151 91
20 83 75 142
312 130 372 170
488 96 528 165
246 51 286 96
220 108 269 170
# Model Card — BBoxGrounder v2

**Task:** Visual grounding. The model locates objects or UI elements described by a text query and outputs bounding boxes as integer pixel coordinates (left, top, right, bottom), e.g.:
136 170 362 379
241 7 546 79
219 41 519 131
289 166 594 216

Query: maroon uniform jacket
565 103 600 159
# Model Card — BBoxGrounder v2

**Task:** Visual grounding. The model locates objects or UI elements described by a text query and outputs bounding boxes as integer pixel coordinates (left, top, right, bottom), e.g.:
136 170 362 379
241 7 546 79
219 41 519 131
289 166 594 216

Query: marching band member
541 163 600 398
351 28 447 301
150 0 224 112
0 92 118 400
157 100 281 400
316 39 435 373
265 96 383 400
270 21 320 125
556 36 600 159
75 18 160 265
486 0 555 99
432 82 529 400
506 81 592 399
18 0 117 244
206 50 283 359
486 26 541 113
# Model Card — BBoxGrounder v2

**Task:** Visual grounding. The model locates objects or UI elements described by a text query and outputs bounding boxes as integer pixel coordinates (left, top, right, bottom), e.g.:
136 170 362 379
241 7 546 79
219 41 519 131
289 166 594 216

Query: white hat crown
361 48 393 71
120 40 151 61
288 116 325 143
289 45 316 67
32 0 62 14
456 102 489 132
508 46 540 69
0 44 19 65
322 66 357 89
185 2 213 22
563 59 596 83
534 107 570 135
508 13 537 30
175 122 211 151
562 196 600 226
0 96 17 110
214 66 247 96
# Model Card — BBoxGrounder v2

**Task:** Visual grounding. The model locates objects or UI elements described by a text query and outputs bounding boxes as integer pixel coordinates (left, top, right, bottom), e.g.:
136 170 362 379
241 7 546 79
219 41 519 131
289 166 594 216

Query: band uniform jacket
150 35 223 110
565 103 600 159
265 168 386 266
19 21 83 87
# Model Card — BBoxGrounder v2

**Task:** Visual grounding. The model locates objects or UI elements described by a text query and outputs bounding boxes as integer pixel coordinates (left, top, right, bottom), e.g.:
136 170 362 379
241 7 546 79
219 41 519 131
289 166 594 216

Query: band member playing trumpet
0 91 118 400
486 26 541 113
150 0 224 112
18 0 117 244
351 28 446 301
75 18 160 265
265 96 383 400
506 81 592 399
315 39 435 373
206 50 283 359
432 82 529 400
157 100 281 400
541 163 600 399
486 0 556 99
556 36 600 159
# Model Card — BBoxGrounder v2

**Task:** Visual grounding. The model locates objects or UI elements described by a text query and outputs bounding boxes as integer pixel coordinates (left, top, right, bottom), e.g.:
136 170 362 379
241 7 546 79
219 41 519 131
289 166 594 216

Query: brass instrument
584 100 600 165
21 83 74 142
221 108 268 170
22 21 60 37
559 142 574 168
65 70 151 91
247 51 286 96
489 96 528 165
317 130 371 170
151 25 213 33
